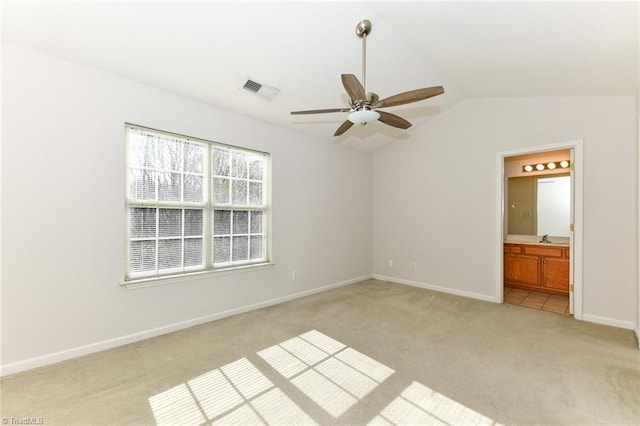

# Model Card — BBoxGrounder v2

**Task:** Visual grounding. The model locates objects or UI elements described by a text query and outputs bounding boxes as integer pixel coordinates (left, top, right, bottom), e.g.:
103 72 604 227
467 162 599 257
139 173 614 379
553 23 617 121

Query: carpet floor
2 279 639 425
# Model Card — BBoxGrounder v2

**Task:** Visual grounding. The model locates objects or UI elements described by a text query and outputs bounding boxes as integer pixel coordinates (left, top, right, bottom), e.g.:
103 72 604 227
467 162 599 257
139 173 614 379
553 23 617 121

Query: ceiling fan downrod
356 19 372 97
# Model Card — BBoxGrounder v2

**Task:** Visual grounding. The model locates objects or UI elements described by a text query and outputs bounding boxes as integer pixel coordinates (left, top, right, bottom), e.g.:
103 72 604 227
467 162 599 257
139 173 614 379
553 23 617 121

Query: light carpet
2 279 638 425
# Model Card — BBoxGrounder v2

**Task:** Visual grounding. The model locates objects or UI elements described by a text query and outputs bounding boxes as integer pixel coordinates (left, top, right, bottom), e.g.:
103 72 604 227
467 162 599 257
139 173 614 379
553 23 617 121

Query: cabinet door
504 254 540 287
542 257 569 292
503 254 518 282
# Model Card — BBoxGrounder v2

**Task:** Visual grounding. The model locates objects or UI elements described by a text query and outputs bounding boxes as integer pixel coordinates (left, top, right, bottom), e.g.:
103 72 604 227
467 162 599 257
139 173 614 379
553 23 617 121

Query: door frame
495 139 583 319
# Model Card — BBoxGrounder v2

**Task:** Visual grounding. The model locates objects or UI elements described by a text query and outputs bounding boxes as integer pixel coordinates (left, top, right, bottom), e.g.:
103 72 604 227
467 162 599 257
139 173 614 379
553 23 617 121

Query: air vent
242 78 280 101
243 79 262 93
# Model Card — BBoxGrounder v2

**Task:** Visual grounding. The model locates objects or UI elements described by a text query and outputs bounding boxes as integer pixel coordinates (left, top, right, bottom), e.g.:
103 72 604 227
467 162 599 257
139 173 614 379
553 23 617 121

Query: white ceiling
3 1 638 151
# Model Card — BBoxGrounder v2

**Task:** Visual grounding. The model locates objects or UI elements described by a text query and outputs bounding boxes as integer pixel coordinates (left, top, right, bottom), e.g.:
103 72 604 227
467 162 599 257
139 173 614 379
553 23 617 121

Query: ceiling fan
291 19 445 137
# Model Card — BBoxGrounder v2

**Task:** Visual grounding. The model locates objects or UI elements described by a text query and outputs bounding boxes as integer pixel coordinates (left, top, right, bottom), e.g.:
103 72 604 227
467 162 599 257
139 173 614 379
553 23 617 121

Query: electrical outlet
291 270 298 280
410 262 417 271
388 259 394 267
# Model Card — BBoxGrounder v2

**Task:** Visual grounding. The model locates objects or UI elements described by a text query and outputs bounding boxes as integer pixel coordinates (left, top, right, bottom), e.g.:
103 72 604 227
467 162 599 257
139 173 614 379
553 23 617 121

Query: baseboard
1 274 372 377
372 274 497 303
374 275 636 331
581 313 635 330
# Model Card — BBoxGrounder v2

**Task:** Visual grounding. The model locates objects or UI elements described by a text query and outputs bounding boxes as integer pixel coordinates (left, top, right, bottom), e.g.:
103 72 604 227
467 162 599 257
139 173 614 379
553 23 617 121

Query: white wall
1 44 373 373
373 97 638 328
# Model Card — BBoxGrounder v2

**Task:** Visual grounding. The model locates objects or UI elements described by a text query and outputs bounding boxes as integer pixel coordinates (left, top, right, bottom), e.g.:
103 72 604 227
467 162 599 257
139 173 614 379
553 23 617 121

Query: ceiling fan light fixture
348 109 380 125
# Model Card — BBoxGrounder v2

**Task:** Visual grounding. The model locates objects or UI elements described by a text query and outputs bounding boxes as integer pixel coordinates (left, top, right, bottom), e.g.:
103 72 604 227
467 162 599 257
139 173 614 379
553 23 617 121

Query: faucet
539 234 551 244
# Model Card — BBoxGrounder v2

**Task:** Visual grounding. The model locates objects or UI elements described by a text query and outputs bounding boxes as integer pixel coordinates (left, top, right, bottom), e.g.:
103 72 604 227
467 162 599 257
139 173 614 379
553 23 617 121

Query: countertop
504 240 569 247
504 235 569 247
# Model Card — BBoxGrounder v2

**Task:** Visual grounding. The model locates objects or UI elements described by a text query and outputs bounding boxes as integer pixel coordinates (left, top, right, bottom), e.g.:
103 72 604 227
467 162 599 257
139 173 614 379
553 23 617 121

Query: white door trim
495 140 583 320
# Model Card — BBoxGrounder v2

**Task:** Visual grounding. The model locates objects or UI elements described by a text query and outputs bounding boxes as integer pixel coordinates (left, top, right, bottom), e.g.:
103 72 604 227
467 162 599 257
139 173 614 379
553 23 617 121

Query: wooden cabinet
504 243 569 294
504 250 540 287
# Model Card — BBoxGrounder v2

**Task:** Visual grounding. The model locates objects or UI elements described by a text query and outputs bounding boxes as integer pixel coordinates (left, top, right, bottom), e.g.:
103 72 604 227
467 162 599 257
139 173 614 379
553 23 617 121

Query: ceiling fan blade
377 111 412 129
334 120 354 136
291 108 350 115
376 86 445 108
341 74 366 101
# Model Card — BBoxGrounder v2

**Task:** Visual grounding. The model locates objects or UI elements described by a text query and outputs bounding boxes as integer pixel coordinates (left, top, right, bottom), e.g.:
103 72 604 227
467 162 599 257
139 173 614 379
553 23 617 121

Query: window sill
121 262 275 290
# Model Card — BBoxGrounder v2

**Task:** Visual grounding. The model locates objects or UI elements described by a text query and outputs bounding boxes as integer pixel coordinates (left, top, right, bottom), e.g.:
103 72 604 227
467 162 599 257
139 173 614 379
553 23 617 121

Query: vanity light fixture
522 160 571 173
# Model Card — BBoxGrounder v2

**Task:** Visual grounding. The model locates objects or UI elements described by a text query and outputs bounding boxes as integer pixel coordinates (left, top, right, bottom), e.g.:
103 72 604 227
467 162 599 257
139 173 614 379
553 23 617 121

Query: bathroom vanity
503 242 569 294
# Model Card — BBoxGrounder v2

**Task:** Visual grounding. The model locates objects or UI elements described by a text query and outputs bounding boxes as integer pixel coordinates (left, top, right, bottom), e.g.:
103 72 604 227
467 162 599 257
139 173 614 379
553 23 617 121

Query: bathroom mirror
507 174 571 237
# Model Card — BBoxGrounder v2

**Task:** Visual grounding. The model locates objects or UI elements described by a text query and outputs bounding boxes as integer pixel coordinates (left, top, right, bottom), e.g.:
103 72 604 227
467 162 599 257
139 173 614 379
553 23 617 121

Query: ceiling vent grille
242 78 280 101
243 79 262 93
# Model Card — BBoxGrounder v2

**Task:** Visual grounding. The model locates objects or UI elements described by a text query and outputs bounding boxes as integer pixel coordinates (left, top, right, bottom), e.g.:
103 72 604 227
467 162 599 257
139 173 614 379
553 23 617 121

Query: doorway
495 140 583 320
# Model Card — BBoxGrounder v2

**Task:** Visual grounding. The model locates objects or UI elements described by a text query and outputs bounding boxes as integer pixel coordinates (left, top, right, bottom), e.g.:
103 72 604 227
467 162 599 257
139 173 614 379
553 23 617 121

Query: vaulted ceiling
3 1 638 151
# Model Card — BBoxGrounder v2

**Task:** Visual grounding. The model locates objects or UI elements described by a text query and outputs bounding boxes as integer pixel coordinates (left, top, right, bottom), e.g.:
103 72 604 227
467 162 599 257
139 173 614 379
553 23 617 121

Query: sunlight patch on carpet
148 382 206 425
258 330 395 417
148 330 499 425
369 381 502 426
149 356 314 425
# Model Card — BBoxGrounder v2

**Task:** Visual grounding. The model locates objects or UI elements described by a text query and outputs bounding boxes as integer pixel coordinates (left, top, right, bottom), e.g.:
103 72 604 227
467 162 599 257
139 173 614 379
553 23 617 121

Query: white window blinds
125 125 269 281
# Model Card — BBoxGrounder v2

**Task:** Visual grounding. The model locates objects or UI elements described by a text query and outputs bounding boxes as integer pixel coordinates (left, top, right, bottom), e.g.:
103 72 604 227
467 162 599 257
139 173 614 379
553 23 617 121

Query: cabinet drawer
523 246 564 257
503 245 522 254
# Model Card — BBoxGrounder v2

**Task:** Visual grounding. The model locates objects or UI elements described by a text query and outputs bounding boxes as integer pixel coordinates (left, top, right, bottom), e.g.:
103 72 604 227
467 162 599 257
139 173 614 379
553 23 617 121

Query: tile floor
504 286 569 314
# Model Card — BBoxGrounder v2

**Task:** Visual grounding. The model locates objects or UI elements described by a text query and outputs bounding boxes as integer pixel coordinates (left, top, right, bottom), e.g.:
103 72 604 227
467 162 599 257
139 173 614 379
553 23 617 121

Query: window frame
124 124 271 285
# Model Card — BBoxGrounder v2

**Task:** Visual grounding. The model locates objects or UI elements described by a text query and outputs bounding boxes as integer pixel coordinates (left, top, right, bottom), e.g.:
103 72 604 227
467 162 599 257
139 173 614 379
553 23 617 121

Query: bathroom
503 149 572 314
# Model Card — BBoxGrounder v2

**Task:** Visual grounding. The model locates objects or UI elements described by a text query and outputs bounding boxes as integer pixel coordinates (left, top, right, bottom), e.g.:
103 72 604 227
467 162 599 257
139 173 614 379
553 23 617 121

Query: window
125 125 269 281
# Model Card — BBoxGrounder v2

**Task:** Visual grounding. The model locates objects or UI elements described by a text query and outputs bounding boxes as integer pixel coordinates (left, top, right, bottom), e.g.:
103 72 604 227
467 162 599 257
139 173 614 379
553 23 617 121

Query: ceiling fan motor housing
349 93 379 110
